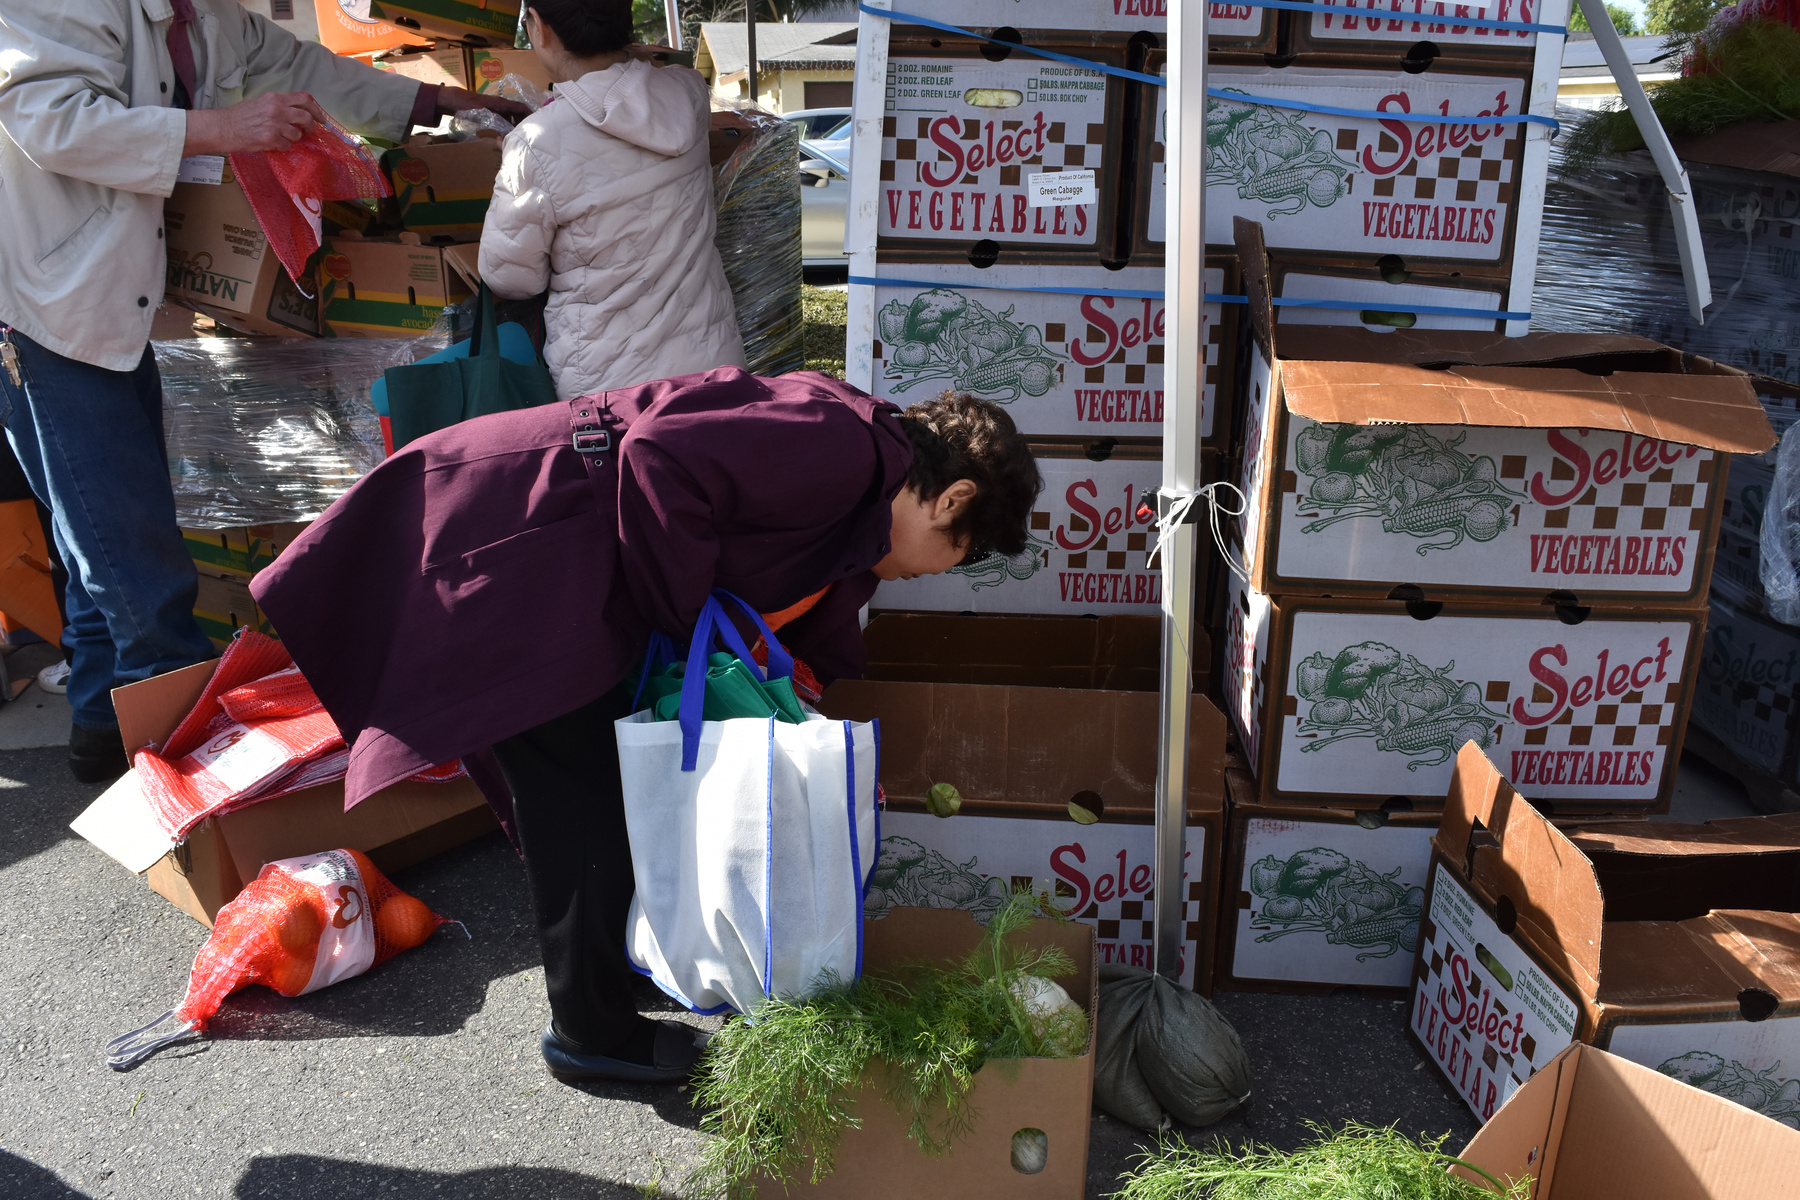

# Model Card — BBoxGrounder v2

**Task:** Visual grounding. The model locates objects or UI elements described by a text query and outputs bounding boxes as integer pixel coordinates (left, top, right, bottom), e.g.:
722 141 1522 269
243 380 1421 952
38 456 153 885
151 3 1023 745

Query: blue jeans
0 327 214 728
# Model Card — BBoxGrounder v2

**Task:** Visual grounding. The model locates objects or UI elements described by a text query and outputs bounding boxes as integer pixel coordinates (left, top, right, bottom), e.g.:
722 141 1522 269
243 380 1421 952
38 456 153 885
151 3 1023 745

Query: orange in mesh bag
105 848 462 1069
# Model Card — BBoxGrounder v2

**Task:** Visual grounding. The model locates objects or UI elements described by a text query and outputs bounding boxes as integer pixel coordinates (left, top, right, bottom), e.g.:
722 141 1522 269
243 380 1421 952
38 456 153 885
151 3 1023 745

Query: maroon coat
253 368 913 807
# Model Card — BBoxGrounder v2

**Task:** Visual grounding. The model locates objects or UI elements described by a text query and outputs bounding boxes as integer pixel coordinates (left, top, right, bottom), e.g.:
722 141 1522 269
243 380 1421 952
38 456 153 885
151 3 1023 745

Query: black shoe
540 1021 706 1085
69 723 129 785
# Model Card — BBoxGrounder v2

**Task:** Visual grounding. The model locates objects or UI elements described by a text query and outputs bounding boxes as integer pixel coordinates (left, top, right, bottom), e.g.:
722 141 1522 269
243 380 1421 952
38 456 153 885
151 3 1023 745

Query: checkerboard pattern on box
866 266 1224 438
1145 65 1528 263
880 56 1111 247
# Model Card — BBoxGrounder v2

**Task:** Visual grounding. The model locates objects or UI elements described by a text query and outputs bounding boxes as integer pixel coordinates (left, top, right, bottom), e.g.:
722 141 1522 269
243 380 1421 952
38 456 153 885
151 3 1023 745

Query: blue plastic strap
852 276 1527 322
864 5 1564 125
844 722 865 980
850 273 1165 300
862 5 1162 84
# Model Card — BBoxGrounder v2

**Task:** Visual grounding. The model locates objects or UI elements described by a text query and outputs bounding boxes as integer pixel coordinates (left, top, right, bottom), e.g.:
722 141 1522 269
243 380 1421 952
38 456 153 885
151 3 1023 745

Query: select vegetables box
1229 224 1774 608
1224 567 1704 812
858 261 1234 442
1412 744 1800 1128
1216 765 1439 995
871 442 1172 616
824 612 1225 992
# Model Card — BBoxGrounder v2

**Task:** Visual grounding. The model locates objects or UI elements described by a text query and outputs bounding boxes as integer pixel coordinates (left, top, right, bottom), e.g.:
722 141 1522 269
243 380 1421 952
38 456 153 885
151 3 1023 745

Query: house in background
1557 32 1683 110
694 22 857 113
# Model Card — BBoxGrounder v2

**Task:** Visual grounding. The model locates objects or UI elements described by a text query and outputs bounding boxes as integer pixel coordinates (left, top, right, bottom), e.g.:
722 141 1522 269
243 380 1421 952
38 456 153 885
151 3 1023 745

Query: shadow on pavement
0 745 104 872
0 1150 92 1200
234 1155 654 1199
199 831 543 1044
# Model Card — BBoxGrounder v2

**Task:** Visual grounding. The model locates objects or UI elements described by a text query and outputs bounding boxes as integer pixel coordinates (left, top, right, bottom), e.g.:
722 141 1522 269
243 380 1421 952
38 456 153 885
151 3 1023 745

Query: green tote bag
383 284 557 451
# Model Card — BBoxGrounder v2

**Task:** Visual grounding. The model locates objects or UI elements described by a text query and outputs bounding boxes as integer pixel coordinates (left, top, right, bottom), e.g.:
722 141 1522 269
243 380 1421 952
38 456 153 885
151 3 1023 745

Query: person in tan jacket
479 0 748 400
0 1 522 782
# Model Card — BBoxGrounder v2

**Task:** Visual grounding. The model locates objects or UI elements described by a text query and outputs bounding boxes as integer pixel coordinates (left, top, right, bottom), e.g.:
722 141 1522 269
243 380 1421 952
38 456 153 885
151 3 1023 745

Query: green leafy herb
691 893 1087 1199
1112 1124 1531 1200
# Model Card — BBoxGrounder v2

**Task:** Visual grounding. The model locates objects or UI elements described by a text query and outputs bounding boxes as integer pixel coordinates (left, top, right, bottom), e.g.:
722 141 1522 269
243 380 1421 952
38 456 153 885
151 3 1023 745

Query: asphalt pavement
0 736 1493 1200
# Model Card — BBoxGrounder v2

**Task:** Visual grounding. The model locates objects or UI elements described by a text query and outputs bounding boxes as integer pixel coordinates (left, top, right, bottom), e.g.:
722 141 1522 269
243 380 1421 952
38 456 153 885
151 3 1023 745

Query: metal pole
665 0 683 52
1152 0 1208 982
746 5 759 104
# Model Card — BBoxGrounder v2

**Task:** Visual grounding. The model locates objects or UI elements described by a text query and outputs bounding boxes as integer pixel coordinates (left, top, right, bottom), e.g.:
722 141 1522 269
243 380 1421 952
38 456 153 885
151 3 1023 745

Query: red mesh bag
229 107 391 294
132 631 467 831
106 848 461 1069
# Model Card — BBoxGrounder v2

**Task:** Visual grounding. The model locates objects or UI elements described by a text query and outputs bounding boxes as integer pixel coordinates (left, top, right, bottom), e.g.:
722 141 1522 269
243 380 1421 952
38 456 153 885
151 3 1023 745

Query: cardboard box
317 233 474 338
883 1 1272 45
823 612 1225 990
70 659 496 925
1225 568 1706 812
381 134 503 242
467 47 551 96
865 261 1233 442
1411 743 1800 1124
1454 1042 1800 1195
879 42 1125 257
1217 765 1439 994
368 0 521 45
1229 223 1773 607
192 574 275 649
372 47 471 91
316 0 415 56
182 522 312 583
1291 0 1570 68
757 906 1095 1199
1265 258 1522 334
164 173 320 338
872 442 1168 616
1689 587 1800 782
1140 60 1540 275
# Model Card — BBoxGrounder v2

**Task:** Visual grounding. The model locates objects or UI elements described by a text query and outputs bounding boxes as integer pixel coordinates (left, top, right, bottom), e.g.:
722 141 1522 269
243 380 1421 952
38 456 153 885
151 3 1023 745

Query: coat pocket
36 205 108 270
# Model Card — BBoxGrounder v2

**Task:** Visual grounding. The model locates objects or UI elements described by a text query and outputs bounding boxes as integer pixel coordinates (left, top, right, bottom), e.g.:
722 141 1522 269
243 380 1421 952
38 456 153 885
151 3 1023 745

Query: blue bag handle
630 630 678 712
676 589 797 771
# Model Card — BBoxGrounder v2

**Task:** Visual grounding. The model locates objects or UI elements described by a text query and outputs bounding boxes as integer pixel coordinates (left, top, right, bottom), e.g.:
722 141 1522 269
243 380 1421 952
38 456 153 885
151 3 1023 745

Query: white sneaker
36 660 69 694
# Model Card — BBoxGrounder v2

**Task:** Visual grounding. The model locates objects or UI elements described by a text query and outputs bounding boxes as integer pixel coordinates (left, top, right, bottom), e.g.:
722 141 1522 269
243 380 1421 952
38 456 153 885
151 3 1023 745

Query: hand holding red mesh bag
105 848 462 1069
229 105 392 294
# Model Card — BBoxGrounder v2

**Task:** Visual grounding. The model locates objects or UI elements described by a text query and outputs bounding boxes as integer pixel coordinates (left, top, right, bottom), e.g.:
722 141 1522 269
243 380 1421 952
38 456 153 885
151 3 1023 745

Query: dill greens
690 894 1088 1199
1112 1123 1531 1200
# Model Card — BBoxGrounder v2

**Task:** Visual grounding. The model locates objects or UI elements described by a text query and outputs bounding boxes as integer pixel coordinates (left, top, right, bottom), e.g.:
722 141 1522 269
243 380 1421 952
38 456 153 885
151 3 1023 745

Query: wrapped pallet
712 105 805 378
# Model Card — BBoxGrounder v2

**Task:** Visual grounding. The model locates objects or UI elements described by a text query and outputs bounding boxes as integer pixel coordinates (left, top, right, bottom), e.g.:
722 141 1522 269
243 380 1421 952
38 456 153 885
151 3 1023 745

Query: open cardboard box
381 133 504 243
821 613 1225 990
70 659 495 925
757 906 1095 1199
1457 1042 1800 1198
1230 217 1773 609
1411 743 1800 1124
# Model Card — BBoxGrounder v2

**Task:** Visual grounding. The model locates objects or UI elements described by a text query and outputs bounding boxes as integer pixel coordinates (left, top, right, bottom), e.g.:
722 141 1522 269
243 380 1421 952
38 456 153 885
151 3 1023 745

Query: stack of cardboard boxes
161 21 551 343
1411 743 1800 1128
1212 221 1777 993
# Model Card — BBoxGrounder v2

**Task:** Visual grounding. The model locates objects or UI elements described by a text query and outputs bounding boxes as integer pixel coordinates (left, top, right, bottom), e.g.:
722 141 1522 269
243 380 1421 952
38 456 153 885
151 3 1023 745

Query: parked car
783 107 851 140
799 153 849 267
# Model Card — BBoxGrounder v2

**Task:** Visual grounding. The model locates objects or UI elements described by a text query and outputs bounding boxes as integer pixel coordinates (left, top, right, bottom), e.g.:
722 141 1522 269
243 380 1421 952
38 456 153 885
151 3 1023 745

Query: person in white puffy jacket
479 1 747 399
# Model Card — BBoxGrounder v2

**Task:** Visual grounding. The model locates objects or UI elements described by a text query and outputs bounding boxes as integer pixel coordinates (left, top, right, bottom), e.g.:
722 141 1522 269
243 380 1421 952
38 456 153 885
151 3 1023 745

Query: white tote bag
615 592 880 1015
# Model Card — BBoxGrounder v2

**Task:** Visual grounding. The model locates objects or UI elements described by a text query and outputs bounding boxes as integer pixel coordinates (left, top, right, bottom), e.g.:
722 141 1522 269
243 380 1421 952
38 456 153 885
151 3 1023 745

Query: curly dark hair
525 0 633 58
895 392 1043 560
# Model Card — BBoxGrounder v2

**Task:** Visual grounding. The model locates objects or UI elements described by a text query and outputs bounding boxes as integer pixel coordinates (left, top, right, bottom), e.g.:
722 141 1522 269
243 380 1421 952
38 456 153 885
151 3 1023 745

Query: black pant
492 685 640 1054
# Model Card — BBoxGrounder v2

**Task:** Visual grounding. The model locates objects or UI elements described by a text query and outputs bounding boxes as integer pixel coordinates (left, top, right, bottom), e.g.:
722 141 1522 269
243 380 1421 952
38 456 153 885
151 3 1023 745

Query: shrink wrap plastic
1535 106 1800 390
159 335 444 528
712 103 805 377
